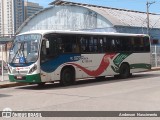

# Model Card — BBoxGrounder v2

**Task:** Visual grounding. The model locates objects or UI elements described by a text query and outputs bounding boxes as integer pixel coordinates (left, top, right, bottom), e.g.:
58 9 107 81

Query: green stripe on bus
9 74 41 83
130 64 151 69
113 53 132 67
111 53 132 73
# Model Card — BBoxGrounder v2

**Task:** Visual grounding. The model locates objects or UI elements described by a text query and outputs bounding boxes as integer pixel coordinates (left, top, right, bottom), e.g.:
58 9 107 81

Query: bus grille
12 69 28 74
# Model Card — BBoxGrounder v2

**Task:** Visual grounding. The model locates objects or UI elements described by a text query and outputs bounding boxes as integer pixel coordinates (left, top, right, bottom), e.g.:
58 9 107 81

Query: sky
28 0 160 14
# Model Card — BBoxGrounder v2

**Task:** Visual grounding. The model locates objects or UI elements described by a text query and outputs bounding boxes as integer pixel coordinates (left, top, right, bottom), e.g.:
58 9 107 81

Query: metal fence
151 45 160 67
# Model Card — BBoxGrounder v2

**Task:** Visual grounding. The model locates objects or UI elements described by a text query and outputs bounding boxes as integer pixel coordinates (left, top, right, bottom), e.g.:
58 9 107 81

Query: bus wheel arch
119 62 130 79
60 65 75 86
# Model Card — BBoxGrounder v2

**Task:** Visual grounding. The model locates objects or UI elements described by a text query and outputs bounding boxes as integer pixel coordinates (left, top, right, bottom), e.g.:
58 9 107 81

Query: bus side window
115 39 121 51
90 37 97 52
80 36 90 53
111 39 116 51
72 37 80 53
80 37 86 52
105 37 112 52
98 38 104 53
103 37 107 52
65 43 72 52
62 36 75 53
41 40 47 55
140 38 144 51
144 37 150 52
134 37 141 52
130 38 135 51
40 39 48 63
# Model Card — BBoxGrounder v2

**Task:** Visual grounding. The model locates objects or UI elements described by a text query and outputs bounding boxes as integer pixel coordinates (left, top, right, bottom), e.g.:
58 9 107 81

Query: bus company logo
2 107 12 118
16 67 20 71
16 67 30 71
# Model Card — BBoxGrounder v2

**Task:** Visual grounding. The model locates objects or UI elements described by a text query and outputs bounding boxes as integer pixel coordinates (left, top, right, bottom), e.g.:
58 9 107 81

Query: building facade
0 0 43 38
0 0 2 36
0 0 24 37
14 0 24 32
24 1 43 20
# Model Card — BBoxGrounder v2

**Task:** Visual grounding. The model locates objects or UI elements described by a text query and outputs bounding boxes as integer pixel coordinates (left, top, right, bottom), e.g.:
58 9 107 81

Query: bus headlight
29 64 37 74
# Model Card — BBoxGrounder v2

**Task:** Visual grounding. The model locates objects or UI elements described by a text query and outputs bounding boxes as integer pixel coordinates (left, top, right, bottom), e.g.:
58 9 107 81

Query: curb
0 82 28 88
151 68 160 71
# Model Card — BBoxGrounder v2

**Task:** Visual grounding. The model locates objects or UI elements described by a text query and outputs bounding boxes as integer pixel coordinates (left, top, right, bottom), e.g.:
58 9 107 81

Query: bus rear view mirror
46 40 49 48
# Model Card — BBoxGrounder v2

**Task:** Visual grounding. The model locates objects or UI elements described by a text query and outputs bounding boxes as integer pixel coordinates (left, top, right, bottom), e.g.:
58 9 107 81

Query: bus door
40 36 61 82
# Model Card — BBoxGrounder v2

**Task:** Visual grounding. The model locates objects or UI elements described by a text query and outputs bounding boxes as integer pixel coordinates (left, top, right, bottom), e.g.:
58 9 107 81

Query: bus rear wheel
60 68 75 86
96 76 105 80
119 63 130 79
37 82 45 87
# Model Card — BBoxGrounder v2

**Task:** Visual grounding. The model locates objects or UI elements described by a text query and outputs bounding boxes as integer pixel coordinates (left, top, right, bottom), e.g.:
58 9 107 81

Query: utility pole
146 0 155 35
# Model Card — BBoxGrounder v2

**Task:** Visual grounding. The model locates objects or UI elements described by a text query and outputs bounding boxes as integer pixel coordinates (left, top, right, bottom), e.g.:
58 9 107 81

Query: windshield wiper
11 42 27 64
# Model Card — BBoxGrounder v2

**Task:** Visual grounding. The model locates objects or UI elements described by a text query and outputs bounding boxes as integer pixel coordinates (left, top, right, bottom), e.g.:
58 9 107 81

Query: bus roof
18 30 149 37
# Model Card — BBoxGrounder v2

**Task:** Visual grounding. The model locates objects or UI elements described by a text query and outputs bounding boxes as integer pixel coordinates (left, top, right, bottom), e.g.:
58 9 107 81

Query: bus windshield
9 34 41 66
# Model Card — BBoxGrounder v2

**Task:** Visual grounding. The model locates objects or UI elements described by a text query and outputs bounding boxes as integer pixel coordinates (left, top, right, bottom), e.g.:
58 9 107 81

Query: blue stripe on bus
40 54 81 73
9 63 34 67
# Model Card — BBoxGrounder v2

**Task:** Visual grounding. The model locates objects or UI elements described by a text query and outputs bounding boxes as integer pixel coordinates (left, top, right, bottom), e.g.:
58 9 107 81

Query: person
73 44 80 53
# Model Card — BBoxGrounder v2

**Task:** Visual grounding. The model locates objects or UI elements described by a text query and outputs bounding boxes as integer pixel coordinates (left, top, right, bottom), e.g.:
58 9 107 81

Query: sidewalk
150 67 160 71
0 74 27 88
0 80 27 88
0 67 160 88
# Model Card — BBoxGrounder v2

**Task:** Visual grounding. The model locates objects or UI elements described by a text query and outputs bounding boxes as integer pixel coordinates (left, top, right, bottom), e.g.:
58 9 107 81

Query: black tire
60 68 75 86
114 75 120 79
37 82 45 87
119 63 130 79
96 76 105 80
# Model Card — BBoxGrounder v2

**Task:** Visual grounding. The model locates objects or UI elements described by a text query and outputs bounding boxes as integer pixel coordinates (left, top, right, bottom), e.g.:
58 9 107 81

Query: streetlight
146 0 155 35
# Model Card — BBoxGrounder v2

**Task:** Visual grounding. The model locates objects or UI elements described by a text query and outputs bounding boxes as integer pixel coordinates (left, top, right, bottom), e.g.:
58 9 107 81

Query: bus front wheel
60 68 75 86
119 63 130 79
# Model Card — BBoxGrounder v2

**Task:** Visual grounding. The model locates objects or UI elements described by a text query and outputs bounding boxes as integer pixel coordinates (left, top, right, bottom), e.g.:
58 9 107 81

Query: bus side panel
40 71 52 82
124 53 151 73
66 53 118 78
50 54 106 80
53 64 84 80
79 54 104 78
40 54 83 82
49 53 117 80
40 52 151 82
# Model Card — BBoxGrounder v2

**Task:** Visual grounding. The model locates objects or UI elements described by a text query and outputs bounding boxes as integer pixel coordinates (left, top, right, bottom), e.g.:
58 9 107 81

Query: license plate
17 76 22 79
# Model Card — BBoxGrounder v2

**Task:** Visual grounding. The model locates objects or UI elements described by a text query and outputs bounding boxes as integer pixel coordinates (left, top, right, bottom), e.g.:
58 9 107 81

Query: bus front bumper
9 74 42 83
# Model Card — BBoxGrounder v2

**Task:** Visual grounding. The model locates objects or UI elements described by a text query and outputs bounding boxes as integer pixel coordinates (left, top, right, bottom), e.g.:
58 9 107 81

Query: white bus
8 30 151 86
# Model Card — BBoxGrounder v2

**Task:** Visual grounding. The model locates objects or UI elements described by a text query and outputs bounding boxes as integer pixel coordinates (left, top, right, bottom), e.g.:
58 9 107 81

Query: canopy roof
50 0 160 28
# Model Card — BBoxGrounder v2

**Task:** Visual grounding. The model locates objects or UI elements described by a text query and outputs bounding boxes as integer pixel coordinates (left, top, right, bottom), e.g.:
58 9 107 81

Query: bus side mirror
46 40 49 48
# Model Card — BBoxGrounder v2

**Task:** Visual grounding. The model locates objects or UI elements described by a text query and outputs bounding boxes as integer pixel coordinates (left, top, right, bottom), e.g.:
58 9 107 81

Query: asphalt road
1 71 160 120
